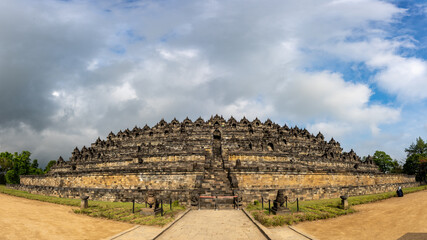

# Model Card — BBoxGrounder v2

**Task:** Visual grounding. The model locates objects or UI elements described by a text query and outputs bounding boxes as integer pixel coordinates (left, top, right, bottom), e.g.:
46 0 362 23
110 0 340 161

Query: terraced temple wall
9 184 194 203
17 172 200 203
234 172 418 202
20 172 199 190
51 154 205 173
16 171 418 204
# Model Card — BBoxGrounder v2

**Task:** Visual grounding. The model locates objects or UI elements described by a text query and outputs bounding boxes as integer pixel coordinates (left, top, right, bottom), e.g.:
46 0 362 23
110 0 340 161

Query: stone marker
146 191 156 208
340 195 349 209
141 191 158 216
80 196 89 209
190 191 199 207
272 190 291 215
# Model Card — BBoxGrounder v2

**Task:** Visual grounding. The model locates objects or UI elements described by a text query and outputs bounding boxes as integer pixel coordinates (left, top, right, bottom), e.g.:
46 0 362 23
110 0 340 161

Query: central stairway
198 129 236 209
199 169 235 209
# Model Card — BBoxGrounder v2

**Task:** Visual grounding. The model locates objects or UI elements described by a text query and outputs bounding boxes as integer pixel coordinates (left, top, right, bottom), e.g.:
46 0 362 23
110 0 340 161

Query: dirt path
157 210 266 240
0 193 135 240
295 190 427 240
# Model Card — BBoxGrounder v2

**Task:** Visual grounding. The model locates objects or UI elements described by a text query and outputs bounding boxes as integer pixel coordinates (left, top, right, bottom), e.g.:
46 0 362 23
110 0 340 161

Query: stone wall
235 172 415 189
8 184 193 203
15 171 417 205
234 172 418 202
17 171 200 204
21 172 199 190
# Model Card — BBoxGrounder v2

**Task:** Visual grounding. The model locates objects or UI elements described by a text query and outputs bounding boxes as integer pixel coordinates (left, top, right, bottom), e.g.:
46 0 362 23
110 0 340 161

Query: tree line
372 137 426 182
1 137 426 184
0 151 55 184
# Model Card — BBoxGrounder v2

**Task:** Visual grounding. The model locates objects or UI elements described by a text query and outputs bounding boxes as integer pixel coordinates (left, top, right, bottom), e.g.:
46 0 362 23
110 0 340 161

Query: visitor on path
397 186 404 197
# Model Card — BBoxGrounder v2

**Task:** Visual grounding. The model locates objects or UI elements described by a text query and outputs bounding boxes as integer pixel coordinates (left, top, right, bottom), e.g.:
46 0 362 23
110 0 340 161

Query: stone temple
17 115 417 207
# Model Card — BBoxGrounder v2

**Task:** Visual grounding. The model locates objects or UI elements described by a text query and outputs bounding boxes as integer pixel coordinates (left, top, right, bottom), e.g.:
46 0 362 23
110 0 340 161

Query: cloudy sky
1 0 426 167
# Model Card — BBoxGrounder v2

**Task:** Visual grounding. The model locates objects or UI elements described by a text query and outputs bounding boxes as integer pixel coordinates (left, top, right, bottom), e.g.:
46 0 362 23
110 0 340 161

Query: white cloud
0 0 425 164
307 122 353 140
275 71 400 133
222 98 275 121
372 56 427 101
0 122 98 162
321 36 427 102
86 59 99 71
111 82 138 102
158 48 199 61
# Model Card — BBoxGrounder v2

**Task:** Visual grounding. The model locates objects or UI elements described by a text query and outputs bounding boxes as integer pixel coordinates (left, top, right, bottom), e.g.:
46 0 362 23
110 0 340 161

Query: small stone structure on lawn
340 195 349 209
271 190 291 214
13 115 418 208
80 196 89 209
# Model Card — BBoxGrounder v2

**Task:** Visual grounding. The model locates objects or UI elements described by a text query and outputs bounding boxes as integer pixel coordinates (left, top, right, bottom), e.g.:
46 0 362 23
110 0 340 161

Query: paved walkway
157 210 266 240
113 209 309 240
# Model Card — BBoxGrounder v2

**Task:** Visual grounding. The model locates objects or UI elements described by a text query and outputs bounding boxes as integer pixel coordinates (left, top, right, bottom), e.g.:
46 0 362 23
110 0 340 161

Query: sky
0 0 427 167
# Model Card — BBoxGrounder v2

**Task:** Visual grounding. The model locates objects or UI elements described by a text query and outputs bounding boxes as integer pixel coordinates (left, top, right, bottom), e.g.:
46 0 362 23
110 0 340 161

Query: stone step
201 188 231 192
196 204 237 210
199 166 234 207
198 196 237 209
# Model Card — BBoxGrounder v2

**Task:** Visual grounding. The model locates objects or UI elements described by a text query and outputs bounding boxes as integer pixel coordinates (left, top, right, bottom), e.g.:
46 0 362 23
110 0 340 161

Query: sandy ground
295 190 427 240
264 226 309 240
157 210 266 240
0 193 135 240
110 225 164 240
3 190 426 240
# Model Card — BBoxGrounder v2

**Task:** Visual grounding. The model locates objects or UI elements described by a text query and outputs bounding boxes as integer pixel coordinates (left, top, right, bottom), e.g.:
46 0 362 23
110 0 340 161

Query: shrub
0 173 5 184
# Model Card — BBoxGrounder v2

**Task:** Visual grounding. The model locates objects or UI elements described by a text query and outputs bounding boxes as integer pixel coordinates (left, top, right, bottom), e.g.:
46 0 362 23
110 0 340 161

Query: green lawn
0 185 185 226
2 184 425 227
246 185 427 227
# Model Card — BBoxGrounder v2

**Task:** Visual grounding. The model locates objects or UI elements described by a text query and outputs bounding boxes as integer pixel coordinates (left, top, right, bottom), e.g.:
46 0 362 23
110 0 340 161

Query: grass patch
247 185 427 227
0 185 185 226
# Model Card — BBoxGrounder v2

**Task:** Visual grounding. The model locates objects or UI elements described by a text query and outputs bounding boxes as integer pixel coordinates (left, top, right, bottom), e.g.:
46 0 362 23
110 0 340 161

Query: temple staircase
198 132 237 209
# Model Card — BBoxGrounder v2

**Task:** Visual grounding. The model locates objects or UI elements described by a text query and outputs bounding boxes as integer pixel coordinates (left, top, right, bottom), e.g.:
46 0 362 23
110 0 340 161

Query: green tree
405 137 427 157
0 152 13 171
44 160 57 173
390 160 403 173
1 151 44 184
5 169 20 184
419 157 427 183
30 159 43 175
0 174 5 184
5 151 32 184
403 137 427 182
372 151 396 173
403 153 421 175
0 152 13 184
